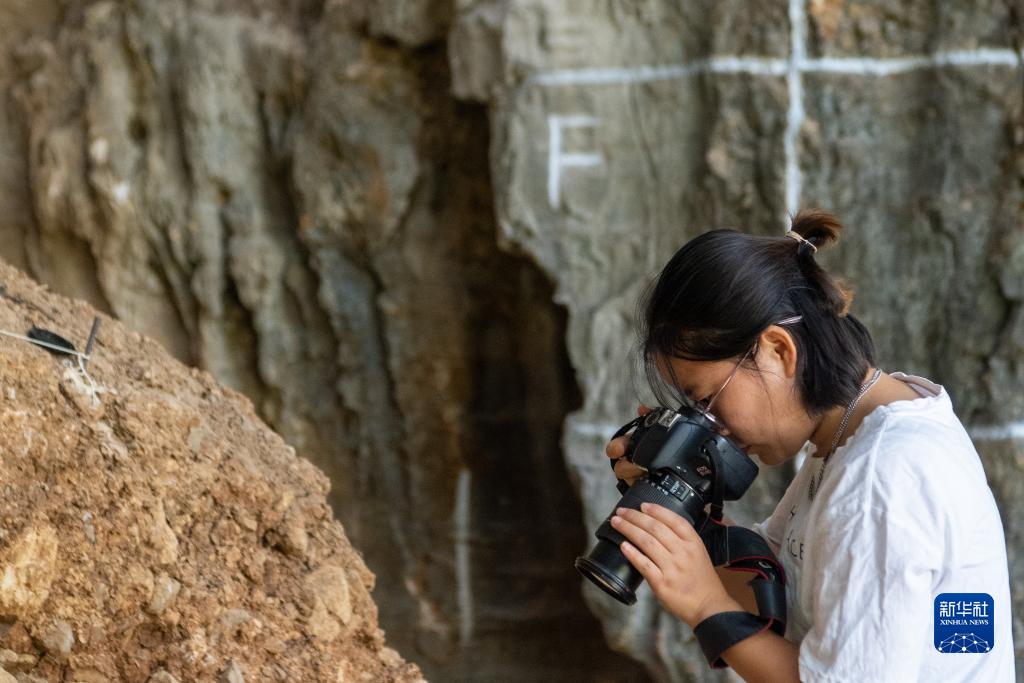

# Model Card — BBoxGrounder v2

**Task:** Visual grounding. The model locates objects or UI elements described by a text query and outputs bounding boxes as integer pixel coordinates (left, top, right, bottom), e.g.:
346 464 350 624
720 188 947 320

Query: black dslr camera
575 405 759 605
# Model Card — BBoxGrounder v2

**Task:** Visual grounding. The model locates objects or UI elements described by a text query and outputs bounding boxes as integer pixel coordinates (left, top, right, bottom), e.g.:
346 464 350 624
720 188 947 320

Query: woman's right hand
605 404 654 487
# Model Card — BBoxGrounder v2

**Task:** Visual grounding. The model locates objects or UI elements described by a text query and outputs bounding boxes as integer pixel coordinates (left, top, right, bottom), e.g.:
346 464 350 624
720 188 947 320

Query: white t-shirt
750 372 1015 682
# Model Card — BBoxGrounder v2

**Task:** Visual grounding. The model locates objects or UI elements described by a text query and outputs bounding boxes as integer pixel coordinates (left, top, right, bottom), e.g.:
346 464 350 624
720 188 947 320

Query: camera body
575 405 760 604
627 407 759 505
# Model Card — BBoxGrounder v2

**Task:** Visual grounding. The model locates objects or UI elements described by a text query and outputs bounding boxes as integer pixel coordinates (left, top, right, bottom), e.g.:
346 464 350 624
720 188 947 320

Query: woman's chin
735 442 784 467
752 448 781 467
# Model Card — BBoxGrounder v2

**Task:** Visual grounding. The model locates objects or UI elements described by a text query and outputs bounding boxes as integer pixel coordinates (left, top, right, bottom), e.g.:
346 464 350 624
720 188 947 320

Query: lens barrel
575 471 705 605
575 538 641 604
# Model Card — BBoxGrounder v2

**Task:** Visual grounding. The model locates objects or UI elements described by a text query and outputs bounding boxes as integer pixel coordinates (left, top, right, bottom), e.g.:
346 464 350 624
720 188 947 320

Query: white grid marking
454 468 474 646
527 0 1024 222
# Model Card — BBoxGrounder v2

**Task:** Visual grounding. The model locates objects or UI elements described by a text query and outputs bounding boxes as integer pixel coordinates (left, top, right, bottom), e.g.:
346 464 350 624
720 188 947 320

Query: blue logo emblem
934 593 994 653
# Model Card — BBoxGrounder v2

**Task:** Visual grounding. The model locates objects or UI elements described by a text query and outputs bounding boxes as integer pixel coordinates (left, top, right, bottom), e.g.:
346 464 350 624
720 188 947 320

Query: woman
604 210 1015 682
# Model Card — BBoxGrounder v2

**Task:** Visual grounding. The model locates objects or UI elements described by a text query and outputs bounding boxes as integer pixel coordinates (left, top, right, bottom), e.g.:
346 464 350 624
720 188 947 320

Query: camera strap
609 414 646 494
695 518 788 668
707 440 726 524
694 439 787 668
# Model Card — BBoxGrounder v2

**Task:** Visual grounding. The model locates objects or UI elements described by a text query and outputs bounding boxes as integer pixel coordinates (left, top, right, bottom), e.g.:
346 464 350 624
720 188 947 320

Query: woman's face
658 329 815 466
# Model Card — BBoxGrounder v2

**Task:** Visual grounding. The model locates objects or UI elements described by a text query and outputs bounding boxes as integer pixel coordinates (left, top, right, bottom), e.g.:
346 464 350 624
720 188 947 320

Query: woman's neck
808 367 879 457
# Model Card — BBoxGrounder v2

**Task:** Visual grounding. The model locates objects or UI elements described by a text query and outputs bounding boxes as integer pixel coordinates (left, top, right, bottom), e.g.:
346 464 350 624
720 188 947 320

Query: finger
639 503 701 543
606 436 628 459
620 540 663 583
616 506 688 554
610 512 673 569
613 459 644 481
638 404 653 416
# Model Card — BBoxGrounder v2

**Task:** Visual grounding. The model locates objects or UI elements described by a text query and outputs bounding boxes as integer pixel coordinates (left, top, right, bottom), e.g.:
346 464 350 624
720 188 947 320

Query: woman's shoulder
830 374 995 528
870 372 953 423
854 410 978 491
849 372 971 457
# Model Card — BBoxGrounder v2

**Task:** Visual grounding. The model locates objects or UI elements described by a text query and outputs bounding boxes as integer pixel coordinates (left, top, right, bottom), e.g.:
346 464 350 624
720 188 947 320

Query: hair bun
789 208 843 251
787 208 854 316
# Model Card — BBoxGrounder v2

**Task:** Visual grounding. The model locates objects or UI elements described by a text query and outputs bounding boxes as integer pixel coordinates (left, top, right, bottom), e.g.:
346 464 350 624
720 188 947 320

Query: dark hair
634 209 876 417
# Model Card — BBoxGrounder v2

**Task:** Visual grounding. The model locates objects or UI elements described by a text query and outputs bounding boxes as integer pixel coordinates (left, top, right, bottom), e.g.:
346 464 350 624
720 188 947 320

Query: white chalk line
453 468 473 646
784 0 808 223
526 49 1024 88
969 422 1024 441
528 60 783 87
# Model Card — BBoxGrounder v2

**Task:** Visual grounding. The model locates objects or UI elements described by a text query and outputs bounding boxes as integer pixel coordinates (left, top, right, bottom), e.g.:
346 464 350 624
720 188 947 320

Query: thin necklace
807 368 883 502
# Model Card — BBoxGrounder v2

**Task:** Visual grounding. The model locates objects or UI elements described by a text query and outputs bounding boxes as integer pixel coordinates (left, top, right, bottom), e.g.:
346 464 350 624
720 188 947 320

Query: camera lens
575 539 640 604
575 471 705 605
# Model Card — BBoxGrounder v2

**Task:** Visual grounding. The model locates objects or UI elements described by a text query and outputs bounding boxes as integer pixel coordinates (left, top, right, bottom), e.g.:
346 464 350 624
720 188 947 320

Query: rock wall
1 0 1022 680
460 0 1024 679
0 0 645 681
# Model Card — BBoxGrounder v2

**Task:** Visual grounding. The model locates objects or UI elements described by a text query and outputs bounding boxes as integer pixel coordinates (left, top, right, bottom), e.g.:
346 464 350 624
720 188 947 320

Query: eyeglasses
688 315 803 429
692 344 753 429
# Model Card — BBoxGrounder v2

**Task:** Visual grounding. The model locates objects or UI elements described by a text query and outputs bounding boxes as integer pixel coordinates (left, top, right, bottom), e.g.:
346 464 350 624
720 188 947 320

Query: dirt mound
0 261 423 682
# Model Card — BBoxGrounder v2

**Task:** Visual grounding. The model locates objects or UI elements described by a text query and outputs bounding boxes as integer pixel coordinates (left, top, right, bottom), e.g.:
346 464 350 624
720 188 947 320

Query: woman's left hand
610 503 742 628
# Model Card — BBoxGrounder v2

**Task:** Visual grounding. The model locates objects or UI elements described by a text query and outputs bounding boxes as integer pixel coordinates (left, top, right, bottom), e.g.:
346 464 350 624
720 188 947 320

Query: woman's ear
757 326 799 379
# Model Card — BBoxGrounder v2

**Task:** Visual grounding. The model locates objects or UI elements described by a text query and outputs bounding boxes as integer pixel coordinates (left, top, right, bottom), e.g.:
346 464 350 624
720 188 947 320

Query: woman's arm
612 504 801 683
714 566 759 614
715 626 801 683
685 584 802 683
